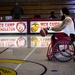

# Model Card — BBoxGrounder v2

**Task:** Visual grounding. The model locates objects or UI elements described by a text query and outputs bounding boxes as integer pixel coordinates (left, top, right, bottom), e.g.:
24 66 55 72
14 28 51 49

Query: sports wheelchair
46 33 75 62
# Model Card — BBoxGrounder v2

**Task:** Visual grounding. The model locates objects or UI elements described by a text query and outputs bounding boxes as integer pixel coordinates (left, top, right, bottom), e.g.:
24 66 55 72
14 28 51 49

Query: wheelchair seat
70 34 75 42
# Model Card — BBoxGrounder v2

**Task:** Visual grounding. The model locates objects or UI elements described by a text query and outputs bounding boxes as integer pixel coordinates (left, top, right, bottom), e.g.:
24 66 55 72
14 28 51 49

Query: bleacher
0 0 75 19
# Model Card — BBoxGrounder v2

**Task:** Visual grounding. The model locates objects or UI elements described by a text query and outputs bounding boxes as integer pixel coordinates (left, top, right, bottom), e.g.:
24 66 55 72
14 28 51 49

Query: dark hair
61 7 70 15
34 14 40 18
51 11 54 14
61 15 65 20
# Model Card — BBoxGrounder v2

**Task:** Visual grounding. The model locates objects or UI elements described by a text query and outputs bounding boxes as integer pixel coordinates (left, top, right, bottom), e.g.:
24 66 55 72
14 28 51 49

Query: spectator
32 14 42 20
48 11 57 19
34 14 41 18
10 2 24 19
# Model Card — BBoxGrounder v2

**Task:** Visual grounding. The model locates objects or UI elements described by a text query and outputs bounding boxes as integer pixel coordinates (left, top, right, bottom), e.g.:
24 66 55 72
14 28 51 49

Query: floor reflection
0 34 52 48
0 35 27 47
30 34 52 47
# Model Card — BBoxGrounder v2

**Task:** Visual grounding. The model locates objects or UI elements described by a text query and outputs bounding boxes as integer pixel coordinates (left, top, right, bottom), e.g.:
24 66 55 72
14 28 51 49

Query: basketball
40 28 48 37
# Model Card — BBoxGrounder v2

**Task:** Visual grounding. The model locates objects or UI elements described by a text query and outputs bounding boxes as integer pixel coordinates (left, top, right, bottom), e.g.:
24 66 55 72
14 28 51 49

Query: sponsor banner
0 21 27 33
0 35 27 47
30 35 52 47
30 21 62 33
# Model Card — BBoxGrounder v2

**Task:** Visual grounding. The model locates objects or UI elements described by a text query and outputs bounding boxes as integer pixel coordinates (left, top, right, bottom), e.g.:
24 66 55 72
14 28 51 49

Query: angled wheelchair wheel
47 43 54 61
53 39 74 62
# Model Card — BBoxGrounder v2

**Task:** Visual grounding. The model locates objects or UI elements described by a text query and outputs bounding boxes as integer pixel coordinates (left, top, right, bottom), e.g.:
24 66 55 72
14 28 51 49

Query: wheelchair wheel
53 39 74 62
47 43 54 61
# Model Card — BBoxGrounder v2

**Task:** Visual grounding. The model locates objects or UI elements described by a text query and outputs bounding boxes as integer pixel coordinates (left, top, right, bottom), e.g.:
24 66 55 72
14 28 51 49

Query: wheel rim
53 39 74 62
54 52 72 62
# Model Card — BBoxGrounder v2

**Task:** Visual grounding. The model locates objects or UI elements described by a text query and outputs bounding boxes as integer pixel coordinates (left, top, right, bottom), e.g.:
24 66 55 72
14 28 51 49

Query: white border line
14 47 37 70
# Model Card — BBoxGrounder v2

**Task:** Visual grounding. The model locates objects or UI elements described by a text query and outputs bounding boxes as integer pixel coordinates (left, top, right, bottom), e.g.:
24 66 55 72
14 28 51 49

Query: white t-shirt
62 17 75 36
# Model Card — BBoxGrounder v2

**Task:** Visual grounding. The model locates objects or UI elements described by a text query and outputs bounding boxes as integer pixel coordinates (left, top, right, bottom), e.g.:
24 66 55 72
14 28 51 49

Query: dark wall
0 0 46 2
0 0 75 19
0 0 60 2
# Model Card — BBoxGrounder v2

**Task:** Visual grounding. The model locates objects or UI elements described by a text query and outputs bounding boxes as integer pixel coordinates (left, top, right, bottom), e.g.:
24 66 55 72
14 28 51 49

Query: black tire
53 39 74 62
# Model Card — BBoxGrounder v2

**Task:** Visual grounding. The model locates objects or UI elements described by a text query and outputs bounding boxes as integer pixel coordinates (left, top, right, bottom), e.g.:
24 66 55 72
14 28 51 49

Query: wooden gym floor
0 34 75 75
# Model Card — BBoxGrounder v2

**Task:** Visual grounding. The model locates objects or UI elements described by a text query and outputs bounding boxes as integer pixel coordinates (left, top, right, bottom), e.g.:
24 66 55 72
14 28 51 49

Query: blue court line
51 70 58 72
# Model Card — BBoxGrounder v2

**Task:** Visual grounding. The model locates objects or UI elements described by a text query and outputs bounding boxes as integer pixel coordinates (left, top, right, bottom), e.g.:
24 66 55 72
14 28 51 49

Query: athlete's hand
46 27 51 30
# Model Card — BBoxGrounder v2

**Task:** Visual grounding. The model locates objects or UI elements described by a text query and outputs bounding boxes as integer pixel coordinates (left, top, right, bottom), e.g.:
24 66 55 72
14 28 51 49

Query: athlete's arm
51 18 71 31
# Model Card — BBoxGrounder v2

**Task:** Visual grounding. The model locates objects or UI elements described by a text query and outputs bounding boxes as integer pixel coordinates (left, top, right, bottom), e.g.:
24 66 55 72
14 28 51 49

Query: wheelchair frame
46 34 75 62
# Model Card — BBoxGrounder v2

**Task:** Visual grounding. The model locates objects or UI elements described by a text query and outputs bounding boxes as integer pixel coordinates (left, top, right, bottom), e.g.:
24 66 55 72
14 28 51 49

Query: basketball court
0 34 75 75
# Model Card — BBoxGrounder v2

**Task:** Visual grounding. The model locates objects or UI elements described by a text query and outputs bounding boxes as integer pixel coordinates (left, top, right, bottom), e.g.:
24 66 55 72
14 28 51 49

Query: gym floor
0 34 75 75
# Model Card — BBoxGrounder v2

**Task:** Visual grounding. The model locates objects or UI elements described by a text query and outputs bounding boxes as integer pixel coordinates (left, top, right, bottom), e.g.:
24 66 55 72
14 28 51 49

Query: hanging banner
0 21 27 33
30 21 62 33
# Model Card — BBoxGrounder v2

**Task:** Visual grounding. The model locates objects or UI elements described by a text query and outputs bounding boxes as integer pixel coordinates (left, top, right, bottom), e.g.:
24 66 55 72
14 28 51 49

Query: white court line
14 47 37 70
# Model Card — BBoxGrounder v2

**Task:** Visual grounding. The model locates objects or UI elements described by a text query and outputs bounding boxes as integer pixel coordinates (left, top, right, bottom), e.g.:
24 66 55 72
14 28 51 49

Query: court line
14 47 37 70
0 45 13 54
0 47 9 54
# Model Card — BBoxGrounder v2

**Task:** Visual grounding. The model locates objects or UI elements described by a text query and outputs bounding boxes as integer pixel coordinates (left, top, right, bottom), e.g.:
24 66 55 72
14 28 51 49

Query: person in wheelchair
47 7 75 61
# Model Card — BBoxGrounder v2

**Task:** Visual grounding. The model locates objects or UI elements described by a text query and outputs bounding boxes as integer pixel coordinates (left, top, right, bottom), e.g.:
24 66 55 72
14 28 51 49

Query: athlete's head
60 7 70 20
60 7 69 16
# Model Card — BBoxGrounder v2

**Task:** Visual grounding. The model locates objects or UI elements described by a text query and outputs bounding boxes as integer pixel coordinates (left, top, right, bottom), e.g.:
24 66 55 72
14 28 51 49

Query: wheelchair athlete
47 7 75 61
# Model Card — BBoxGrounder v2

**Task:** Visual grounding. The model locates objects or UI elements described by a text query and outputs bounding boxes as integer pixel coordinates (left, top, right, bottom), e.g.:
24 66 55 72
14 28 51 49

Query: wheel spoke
53 39 74 62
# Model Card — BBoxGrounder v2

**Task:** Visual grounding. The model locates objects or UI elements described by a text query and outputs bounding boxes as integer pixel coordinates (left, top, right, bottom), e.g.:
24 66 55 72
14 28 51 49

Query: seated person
32 14 43 20
48 11 57 19
47 7 75 60
34 14 41 18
